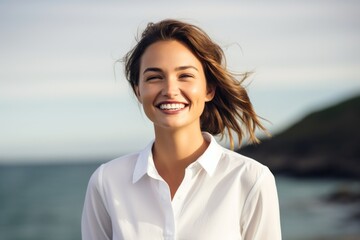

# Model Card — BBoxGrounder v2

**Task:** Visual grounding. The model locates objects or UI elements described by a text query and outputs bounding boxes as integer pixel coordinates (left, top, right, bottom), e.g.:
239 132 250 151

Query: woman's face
136 40 215 131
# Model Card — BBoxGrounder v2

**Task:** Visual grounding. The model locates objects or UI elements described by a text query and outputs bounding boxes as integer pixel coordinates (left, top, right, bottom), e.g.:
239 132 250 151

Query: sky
0 0 359 163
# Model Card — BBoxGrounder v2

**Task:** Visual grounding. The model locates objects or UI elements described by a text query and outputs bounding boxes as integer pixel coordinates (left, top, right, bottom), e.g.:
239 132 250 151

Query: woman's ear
135 86 142 104
205 85 216 102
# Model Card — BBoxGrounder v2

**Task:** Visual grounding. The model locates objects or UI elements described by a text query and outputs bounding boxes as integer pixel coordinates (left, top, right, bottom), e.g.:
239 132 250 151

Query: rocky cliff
238 94 360 179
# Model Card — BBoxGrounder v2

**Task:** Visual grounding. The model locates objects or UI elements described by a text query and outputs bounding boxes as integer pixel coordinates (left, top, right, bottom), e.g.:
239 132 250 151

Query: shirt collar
132 132 223 183
196 132 223 177
132 140 154 183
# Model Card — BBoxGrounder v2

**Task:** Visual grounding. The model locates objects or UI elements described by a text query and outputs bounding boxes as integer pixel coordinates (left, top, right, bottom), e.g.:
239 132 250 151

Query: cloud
0 78 128 101
1 0 360 161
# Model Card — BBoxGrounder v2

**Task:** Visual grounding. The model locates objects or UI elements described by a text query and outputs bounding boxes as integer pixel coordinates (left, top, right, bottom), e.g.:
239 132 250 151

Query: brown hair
123 19 268 149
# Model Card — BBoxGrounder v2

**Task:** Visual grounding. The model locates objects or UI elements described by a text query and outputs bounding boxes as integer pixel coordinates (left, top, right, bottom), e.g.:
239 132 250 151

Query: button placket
171 167 195 219
158 180 175 239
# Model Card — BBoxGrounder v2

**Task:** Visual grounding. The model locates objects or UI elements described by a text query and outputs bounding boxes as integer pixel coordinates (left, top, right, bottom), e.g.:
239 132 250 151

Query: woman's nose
162 79 180 97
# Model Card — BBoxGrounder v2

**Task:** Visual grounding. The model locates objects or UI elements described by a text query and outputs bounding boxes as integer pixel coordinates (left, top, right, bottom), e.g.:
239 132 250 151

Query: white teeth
159 103 185 110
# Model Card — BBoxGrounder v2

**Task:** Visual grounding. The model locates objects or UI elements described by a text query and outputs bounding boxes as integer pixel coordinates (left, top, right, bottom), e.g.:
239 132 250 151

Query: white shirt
82 132 281 240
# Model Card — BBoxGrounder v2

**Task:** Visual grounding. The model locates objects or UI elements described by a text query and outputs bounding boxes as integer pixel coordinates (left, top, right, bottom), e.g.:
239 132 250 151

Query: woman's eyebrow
143 67 163 74
175 66 199 72
143 66 199 74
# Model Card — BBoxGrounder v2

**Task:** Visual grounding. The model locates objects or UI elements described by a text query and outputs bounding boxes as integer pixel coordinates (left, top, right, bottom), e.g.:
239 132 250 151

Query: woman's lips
159 103 186 110
156 102 189 112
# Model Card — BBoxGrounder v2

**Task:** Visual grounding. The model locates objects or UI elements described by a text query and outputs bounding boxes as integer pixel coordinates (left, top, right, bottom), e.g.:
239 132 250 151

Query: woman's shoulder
207 133 268 175
105 151 140 167
219 146 273 182
88 151 141 184
221 146 265 166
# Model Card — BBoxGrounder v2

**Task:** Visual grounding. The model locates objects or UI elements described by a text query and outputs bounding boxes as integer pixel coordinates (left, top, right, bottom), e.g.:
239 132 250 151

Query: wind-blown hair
123 19 268 149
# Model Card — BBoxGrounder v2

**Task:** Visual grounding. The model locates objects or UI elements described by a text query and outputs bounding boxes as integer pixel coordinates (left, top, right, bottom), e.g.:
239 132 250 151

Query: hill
238 94 360 179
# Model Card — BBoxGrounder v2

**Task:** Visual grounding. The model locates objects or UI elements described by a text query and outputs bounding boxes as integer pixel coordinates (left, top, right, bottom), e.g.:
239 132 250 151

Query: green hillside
239 94 360 178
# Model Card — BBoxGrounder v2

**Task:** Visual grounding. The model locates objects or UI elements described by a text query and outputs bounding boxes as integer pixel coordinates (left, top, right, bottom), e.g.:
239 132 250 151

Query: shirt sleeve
240 167 282 240
81 165 112 240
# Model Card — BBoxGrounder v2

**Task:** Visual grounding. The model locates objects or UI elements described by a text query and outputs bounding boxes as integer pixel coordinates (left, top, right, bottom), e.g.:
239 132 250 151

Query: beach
0 163 359 240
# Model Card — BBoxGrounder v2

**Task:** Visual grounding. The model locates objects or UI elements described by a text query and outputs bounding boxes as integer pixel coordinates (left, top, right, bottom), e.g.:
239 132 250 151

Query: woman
82 19 281 240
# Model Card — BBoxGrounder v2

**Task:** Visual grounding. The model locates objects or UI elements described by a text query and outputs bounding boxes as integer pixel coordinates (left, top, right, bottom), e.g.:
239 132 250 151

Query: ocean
0 163 359 240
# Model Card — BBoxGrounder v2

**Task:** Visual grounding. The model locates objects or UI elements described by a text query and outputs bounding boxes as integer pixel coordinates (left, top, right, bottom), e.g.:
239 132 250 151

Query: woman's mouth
157 103 187 111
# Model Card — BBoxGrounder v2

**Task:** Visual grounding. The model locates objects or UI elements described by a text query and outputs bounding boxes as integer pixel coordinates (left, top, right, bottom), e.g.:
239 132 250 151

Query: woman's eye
179 74 194 79
146 75 162 81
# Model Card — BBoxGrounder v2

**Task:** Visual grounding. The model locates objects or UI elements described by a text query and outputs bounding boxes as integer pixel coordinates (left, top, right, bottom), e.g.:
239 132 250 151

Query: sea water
277 176 360 239
0 163 359 240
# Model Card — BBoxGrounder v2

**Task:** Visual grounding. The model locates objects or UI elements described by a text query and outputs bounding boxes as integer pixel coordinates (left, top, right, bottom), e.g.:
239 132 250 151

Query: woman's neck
152 126 209 198
153 128 207 167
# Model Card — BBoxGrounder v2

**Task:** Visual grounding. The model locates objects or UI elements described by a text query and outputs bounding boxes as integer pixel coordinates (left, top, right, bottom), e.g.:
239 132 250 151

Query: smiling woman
136 40 214 132
81 19 282 240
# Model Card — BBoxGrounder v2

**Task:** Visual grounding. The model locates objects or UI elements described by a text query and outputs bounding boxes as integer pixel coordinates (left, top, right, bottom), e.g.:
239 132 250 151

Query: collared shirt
82 132 282 240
